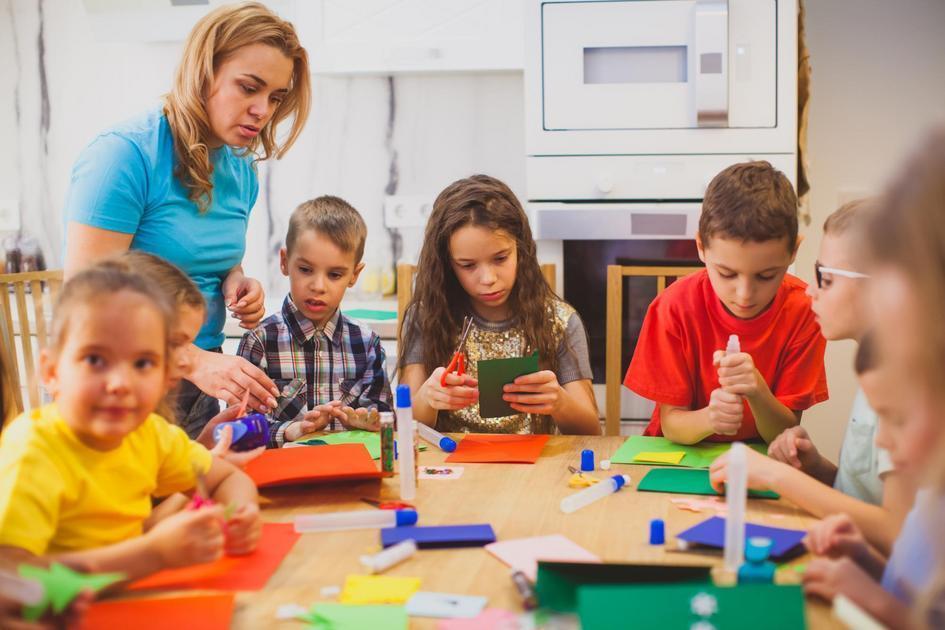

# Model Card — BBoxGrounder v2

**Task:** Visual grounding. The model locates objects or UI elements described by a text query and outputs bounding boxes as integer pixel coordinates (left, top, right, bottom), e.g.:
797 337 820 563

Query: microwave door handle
694 0 729 127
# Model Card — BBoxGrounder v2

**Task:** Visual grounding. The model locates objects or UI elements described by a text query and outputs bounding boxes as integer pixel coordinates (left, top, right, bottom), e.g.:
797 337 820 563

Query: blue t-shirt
63 106 258 349
882 489 942 607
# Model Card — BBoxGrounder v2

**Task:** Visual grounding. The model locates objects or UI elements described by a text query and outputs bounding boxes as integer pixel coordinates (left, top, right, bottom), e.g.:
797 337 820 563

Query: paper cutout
381 524 496 549
243 443 382 487
485 534 601 582
670 496 728 514
577 583 805 630
405 592 488 618
477 352 540 418
299 603 407 629
296 430 382 460
632 451 686 465
610 436 767 468
436 608 518 630
419 466 464 479
445 434 549 464
129 522 299 591
676 516 806 560
18 563 123 621
535 560 711 613
339 575 421 605
637 468 779 499
79 594 235 630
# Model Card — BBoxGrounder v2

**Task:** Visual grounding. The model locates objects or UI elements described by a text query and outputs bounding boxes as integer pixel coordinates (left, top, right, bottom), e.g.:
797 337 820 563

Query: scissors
440 316 474 387
360 498 415 510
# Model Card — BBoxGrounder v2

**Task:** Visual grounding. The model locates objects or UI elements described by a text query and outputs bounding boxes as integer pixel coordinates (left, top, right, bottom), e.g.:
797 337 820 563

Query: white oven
525 0 799 421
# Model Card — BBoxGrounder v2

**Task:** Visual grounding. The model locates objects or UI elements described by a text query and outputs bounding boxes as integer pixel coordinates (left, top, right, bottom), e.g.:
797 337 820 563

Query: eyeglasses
814 263 869 289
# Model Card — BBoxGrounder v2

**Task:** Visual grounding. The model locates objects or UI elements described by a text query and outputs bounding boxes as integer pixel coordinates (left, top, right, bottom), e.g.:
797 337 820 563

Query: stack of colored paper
610 436 767 468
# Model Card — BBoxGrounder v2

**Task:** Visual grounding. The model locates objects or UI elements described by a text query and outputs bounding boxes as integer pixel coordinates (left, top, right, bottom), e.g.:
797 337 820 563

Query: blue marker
417 422 457 453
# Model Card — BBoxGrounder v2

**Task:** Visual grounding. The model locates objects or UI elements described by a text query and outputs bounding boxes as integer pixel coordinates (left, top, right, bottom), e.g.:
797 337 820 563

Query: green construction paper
296 431 426 459
300 603 407 630
577 583 806 630
535 561 710 613
476 352 540 419
344 309 398 321
610 436 767 469
19 563 123 621
637 468 780 499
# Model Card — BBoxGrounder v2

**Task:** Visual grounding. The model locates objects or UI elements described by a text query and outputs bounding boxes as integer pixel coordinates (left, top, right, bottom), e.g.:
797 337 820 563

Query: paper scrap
299 603 407 630
406 592 488 618
19 563 123 621
340 574 421 605
436 608 518 630
419 466 464 479
633 451 686 465
485 535 601 582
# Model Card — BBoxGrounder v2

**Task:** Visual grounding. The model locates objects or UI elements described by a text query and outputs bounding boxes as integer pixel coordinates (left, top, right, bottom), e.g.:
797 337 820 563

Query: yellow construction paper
633 451 686 465
339 574 421 605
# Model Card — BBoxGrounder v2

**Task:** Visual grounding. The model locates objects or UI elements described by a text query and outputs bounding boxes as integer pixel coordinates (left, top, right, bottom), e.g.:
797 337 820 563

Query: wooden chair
604 265 703 436
0 270 64 414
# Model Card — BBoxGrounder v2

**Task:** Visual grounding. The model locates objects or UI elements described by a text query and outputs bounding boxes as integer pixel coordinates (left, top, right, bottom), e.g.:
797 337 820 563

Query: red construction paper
244 443 382 488
445 434 550 464
79 594 234 630
129 522 299 592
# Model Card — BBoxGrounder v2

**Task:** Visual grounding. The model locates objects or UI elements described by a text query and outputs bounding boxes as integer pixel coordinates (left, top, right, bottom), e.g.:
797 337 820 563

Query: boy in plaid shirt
237 196 392 447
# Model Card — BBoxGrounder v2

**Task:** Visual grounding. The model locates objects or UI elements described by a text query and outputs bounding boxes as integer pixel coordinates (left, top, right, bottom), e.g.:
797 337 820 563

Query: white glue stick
396 385 418 501
724 442 748 572
294 508 418 533
360 539 418 574
560 474 630 514
726 334 740 356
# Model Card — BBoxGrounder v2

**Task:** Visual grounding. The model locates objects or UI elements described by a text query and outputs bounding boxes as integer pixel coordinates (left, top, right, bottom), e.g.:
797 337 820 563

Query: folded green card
476 352 540 419
578 583 806 630
637 468 779 499
296 430 381 459
610 436 767 469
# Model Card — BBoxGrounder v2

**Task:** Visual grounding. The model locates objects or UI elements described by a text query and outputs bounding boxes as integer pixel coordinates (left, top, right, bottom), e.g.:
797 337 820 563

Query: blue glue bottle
212 413 268 451
738 536 776 584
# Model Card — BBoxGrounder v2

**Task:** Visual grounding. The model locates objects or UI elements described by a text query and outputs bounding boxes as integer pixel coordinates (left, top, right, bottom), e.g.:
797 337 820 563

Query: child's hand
148 505 225 568
714 350 761 398
195 404 243 449
767 425 821 472
223 503 262 556
802 557 877 603
420 367 479 411
285 405 336 442
503 370 563 415
709 446 781 493
211 424 265 468
805 514 868 560
340 407 381 432
707 387 743 436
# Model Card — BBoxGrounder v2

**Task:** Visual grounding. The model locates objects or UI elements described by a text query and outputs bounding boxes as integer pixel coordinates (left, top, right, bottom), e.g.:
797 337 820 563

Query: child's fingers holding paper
225 504 262 556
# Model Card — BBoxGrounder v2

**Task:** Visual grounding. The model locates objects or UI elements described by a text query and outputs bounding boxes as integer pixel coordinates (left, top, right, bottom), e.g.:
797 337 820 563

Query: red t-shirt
623 270 828 442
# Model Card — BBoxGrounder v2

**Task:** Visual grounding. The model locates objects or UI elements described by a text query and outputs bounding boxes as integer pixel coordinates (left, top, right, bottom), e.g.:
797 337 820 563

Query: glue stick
396 385 418 501
724 442 748 572
723 334 742 435
360 539 418 574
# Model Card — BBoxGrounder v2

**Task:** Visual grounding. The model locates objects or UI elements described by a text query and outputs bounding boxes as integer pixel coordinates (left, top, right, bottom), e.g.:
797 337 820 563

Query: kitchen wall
3 0 944 459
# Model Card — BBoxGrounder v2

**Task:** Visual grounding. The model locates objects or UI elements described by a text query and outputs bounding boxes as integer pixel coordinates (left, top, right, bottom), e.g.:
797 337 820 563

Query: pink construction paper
484 534 601 582
437 608 518 630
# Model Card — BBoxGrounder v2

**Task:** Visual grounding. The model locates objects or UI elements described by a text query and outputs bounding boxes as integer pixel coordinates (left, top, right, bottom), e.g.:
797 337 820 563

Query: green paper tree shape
18 562 124 621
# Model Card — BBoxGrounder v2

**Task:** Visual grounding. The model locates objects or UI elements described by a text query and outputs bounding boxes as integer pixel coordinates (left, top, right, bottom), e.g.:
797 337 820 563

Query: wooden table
235 436 840 628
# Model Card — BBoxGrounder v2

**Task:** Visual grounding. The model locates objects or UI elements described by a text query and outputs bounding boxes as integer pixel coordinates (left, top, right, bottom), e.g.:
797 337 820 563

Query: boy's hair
853 333 876 375
51 264 174 358
699 161 798 252
117 251 205 313
286 196 367 263
823 198 872 237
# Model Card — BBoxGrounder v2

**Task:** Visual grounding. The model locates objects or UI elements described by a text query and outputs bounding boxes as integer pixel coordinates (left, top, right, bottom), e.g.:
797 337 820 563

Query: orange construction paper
128 523 299 592
244 443 382 488
445 434 550 464
79 594 234 630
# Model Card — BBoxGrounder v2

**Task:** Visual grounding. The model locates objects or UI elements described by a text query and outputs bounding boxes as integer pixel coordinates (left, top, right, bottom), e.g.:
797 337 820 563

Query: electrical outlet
0 199 19 231
383 195 433 228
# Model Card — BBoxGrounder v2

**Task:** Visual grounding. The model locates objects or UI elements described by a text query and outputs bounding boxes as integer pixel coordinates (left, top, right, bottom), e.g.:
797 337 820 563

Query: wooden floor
233 435 840 628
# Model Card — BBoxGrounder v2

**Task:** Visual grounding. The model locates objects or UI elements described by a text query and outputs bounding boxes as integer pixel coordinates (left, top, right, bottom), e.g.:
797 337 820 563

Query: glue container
724 442 748 572
360 539 418 574
417 422 457 452
212 413 268 451
396 385 418 501
294 508 418 533
726 334 741 355
560 474 630 514
380 412 395 475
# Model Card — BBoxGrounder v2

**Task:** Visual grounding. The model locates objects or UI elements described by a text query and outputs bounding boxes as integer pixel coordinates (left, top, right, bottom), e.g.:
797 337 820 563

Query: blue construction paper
676 516 806 560
381 524 496 549
405 592 487 618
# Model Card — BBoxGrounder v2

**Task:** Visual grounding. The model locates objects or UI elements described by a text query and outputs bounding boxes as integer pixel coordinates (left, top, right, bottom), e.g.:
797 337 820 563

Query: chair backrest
0 270 64 415
604 265 704 436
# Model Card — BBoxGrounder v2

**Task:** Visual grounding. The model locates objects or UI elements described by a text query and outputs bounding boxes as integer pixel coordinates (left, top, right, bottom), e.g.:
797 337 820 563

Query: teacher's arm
63 222 134 279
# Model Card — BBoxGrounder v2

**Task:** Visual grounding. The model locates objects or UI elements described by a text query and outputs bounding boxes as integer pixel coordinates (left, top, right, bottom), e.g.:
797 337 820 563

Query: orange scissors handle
440 352 465 386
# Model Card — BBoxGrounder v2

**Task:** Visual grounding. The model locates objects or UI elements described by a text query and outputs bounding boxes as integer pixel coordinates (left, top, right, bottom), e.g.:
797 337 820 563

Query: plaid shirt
237 295 392 447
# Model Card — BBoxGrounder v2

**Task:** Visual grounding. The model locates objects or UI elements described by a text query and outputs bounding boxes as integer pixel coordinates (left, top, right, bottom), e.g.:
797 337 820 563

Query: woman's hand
503 370 563 415
187 350 279 414
222 269 266 330
418 367 479 412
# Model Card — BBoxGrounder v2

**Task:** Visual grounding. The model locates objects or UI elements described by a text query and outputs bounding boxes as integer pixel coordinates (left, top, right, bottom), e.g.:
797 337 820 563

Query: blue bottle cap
745 536 773 562
649 518 665 545
611 474 628 491
395 509 419 526
580 449 594 472
440 436 457 452
396 384 412 408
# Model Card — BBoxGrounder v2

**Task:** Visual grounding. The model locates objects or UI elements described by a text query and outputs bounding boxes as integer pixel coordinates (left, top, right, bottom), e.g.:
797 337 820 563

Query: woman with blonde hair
63 2 310 438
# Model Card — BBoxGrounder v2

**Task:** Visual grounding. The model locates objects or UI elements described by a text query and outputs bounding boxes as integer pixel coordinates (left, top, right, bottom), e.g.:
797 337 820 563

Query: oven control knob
596 174 614 195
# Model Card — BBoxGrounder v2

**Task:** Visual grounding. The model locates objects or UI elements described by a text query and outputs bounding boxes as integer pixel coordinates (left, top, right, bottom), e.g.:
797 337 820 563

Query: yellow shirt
0 404 212 555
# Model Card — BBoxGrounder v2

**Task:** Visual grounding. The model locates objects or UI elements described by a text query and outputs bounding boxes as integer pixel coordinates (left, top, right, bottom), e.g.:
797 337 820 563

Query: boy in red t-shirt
624 161 828 444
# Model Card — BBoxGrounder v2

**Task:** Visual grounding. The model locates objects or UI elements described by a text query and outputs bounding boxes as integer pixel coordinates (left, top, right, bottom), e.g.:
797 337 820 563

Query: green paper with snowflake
18 563 124 621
